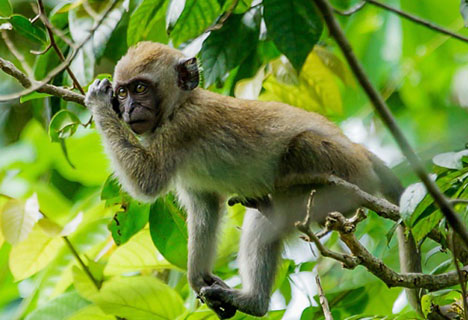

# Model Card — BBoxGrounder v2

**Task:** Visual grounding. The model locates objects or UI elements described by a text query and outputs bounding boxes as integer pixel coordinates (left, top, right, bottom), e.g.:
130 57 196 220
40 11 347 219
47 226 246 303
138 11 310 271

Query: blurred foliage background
1 0 468 319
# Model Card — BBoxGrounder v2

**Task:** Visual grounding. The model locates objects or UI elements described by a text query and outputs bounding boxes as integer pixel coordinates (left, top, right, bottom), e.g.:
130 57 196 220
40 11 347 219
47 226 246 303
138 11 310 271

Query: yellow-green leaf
1 194 42 244
9 225 63 280
105 229 172 276
66 305 114 320
0 217 4 248
72 265 99 300
94 276 185 320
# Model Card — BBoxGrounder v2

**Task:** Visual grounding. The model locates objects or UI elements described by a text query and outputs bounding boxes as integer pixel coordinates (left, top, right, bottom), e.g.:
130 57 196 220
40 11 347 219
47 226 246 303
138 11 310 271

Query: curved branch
0 57 85 105
312 0 468 249
0 0 118 102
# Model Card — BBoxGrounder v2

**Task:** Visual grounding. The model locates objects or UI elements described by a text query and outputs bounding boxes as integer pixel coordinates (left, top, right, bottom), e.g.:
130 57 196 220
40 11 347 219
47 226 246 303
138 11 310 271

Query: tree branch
333 2 366 16
298 210 468 291
312 0 468 249
0 57 85 105
0 0 118 102
315 275 334 320
366 0 468 44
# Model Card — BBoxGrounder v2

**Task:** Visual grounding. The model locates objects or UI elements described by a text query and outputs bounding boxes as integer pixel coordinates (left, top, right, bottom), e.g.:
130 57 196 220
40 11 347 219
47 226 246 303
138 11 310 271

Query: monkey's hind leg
200 208 282 318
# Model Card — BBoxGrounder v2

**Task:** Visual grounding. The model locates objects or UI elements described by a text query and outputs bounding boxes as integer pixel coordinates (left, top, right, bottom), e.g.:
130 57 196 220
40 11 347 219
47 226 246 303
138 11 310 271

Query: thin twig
1 31 33 76
205 0 240 32
315 275 334 320
312 0 468 249
450 230 468 319
0 57 84 104
62 236 101 289
0 0 118 102
366 0 468 44
452 199 468 206
37 0 85 94
333 2 366 16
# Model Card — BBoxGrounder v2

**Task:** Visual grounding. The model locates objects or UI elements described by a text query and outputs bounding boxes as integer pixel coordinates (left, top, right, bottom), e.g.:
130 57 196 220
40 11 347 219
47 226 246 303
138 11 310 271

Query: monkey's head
113 42 199 134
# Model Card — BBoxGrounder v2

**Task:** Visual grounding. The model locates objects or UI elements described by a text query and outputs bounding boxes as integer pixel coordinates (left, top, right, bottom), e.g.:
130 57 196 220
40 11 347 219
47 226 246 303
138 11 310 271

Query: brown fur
85 42 418 318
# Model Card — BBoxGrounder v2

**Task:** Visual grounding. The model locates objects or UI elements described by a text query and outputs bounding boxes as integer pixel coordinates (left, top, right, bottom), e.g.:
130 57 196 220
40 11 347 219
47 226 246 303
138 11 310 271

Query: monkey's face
115 79 161 134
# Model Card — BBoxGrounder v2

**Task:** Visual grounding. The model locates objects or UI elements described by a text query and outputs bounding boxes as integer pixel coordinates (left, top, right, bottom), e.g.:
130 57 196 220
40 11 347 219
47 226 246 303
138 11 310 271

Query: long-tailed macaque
85 42 420 318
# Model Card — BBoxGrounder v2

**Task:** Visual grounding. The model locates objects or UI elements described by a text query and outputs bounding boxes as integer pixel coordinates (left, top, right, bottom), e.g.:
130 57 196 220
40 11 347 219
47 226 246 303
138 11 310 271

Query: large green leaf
263 0 323 71
10 14 47 43
170 0 221 47
149 195 188 269
109 200 150 246
25 291 90 320
200 9 261 87
94 276 185 320
1 194 41 244
127 0 167 45
105 229 171 276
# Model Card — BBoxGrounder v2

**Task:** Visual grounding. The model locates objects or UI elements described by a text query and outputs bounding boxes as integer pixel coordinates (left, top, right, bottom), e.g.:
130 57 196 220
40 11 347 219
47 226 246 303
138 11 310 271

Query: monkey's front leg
180 189 236 319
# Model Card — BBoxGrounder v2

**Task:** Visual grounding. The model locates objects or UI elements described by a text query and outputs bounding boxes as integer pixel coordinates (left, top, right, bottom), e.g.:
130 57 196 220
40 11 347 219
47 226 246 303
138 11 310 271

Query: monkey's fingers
227 196 259 209
200 285 237 319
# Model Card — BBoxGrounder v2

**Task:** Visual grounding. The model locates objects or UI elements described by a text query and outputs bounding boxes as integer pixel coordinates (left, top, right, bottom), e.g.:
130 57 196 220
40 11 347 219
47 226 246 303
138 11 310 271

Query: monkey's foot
199 285 236 319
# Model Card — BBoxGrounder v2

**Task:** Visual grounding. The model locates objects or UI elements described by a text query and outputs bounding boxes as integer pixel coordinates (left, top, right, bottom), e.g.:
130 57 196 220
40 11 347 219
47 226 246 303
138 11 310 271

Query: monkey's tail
369 153 423 315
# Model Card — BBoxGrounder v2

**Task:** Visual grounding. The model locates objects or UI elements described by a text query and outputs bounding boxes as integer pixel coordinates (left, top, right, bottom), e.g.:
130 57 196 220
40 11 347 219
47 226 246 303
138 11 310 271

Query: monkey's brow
116 76 155 87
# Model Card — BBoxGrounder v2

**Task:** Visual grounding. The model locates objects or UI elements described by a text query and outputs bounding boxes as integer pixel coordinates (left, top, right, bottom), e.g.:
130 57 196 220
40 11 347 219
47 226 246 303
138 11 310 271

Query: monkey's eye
135 83 147 93
117 87 127 98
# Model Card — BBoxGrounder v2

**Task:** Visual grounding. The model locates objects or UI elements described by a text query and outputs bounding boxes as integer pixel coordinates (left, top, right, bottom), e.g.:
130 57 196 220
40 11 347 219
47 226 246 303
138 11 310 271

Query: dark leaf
10 14 47 43
109 200 151 246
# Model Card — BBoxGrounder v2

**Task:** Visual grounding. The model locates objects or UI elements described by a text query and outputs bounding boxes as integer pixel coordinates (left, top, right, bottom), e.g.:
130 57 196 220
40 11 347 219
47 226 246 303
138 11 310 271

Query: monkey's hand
85 78 114 115
199 285 237 319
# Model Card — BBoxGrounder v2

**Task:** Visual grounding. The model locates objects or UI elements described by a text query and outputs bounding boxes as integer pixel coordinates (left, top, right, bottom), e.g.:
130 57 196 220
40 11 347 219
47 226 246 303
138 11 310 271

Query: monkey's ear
176 57 199 90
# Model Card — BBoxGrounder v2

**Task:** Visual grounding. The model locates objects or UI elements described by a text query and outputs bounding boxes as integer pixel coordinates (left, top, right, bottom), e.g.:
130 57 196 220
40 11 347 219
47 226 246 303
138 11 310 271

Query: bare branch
315 275 334 320
36 0 85 94
299 211 468 291
205 0 240 32
333 2 366 16
0 57 84 105
366 0 468 44
312 0 468 249
0 0 118 102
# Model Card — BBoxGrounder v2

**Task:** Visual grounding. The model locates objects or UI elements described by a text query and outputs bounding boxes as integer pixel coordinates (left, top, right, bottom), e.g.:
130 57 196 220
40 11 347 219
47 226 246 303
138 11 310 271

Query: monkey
85 41 421 318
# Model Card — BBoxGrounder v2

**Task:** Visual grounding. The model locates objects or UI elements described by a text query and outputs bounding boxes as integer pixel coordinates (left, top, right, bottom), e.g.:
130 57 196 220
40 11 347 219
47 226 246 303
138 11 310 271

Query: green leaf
10 14 47 43
105 229 172 276
25 291 90 320
171 0 221 47
20 92 53 103
101 175 122 206
48 110 82 143
200 9 260 87
9 225 63 280
127 0 167 45
263 0 323 71
109 200 150 246
149 194 188 269
67 305 114 320
399 182 427 224
72 265 99 300
0 0 12 17
93 276 185 320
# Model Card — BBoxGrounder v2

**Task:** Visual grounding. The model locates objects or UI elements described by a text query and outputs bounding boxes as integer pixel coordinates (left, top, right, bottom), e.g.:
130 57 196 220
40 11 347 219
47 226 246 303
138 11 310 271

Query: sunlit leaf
25 291 89 320
49 110 82 143
109 200 150 246
72 265 99 300
105 229 171 276
67 305 114 320
9 225 63 280
0 0 12 17
0 217 4 248
1 194 42 244
10 15 47 43
170 0 220 47
60 212 83 236
149 194 188 269
263 0 323 71
94 276 185 320
127 0 167 45
38 218 63 237
399 182 427 224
